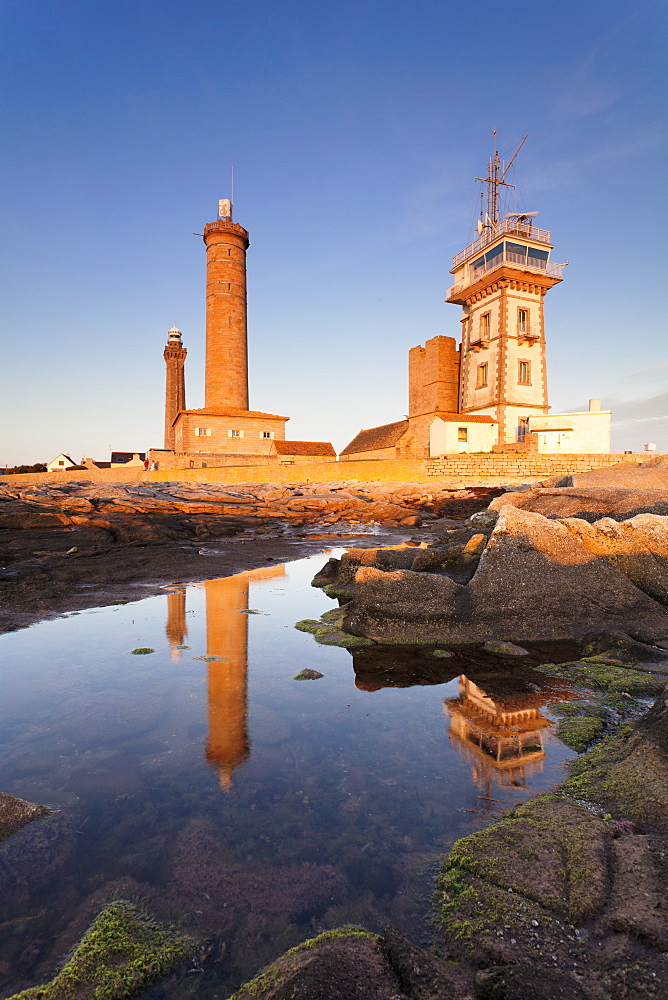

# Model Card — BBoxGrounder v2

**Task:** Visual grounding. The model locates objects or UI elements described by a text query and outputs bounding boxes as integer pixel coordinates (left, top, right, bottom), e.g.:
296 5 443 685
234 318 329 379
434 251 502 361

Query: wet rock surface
314 506 668 645
0 480 498 634
0 792 50 844
229 926 474 1000
3 900 195 1000
489 485 668 521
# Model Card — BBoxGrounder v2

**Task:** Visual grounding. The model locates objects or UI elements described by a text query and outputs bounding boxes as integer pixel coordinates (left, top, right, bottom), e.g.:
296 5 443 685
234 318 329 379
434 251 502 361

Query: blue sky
1 0 666 465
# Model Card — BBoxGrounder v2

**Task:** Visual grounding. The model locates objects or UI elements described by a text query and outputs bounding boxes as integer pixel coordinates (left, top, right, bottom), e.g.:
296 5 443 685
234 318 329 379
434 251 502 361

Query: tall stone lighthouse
204 199 250 411
158 199 289 464
163 327 187 450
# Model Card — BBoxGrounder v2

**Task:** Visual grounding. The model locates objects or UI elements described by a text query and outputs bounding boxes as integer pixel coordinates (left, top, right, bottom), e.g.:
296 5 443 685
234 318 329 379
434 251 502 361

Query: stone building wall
173 412 288 457
408 335 460 417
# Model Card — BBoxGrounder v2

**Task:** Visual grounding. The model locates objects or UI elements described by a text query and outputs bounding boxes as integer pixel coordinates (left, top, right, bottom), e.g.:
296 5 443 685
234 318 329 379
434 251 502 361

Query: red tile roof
177 408 289 421
274 440 336 457
340 420 409 456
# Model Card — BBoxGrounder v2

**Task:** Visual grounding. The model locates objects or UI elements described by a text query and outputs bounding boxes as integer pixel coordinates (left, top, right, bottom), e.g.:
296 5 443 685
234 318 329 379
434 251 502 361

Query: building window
458 427 468 442
260 430 273 439
518 417 530 441
518 361 531 385
195 427 211 436
480 312 490 337
228 429 244 438
518 308 528 334
476 363 488 388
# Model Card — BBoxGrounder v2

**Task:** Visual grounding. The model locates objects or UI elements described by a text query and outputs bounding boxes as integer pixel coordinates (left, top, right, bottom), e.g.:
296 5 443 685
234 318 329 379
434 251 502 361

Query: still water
0 550 578 996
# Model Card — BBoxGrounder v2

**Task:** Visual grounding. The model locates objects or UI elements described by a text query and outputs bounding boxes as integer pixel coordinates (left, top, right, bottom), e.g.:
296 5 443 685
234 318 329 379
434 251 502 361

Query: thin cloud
526 130 662 195
552 7 641 123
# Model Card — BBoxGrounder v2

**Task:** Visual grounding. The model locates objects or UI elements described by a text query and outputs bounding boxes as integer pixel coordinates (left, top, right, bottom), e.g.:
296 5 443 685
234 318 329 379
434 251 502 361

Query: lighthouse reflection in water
444 675 552 799
165 564 286 791
166 558 564 804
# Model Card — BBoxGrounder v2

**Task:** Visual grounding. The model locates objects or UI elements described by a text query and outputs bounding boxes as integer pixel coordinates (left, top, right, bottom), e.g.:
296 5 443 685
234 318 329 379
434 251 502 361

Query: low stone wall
1 452 646 488
425 451 643 480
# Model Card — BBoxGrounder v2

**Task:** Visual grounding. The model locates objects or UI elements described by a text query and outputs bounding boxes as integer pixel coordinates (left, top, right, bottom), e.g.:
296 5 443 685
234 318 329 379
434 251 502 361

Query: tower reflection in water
165 590 188 661
444 675 552 797
165 565 286 791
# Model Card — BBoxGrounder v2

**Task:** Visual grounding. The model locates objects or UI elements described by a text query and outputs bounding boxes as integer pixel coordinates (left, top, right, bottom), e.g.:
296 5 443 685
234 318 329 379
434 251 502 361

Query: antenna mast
476 131 528 227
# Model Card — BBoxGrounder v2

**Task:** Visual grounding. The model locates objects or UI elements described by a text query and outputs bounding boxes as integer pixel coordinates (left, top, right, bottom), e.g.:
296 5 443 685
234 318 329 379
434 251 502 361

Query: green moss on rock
294 620 323 635
557 716 605 752
563 718 668 832
436 795 609 927
600 692 638 711
319 608 347 627
313 627 374 649
228 927 379 999
8 901 195 1000
295 613 374 648
323 585 355 600
579 654 633 668
535 661 662 695
435 869 570 963
549 701 585 718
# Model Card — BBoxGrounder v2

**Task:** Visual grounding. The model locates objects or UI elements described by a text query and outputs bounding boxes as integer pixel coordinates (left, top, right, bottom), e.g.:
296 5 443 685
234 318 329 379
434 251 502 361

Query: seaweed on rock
7 901 195 1000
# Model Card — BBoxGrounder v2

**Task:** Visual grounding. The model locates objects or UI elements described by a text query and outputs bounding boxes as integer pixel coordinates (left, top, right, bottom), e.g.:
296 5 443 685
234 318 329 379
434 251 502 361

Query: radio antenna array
476 131 528 228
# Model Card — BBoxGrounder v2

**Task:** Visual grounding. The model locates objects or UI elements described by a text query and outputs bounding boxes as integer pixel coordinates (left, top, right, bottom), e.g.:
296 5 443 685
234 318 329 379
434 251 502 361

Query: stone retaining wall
1 452 647 488
424 452 643 479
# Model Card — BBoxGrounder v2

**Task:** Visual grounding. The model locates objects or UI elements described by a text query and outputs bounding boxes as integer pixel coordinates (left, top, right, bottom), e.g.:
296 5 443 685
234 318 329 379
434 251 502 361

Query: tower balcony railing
452 219 552 269
517 324 540 342
446 254 564 300
203 218 249 238
469 330 490 351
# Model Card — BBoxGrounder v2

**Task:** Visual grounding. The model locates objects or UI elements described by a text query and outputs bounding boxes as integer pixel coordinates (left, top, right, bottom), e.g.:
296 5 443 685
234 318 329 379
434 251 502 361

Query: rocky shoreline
2 464 668 999
0 479 498 634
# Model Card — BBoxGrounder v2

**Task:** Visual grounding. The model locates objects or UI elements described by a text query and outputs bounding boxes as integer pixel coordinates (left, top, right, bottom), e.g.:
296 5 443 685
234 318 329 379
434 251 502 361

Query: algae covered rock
556 715 605 752
482 640 529 657
564 685 668 833
536 660 664 695
294 614 374 649
8 901 195 999
229 927 384 1000
293 669 324 681
0 793 50 844
435 795 611 967
439 795 610 926
549 700 610 751
229 925 468 1000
